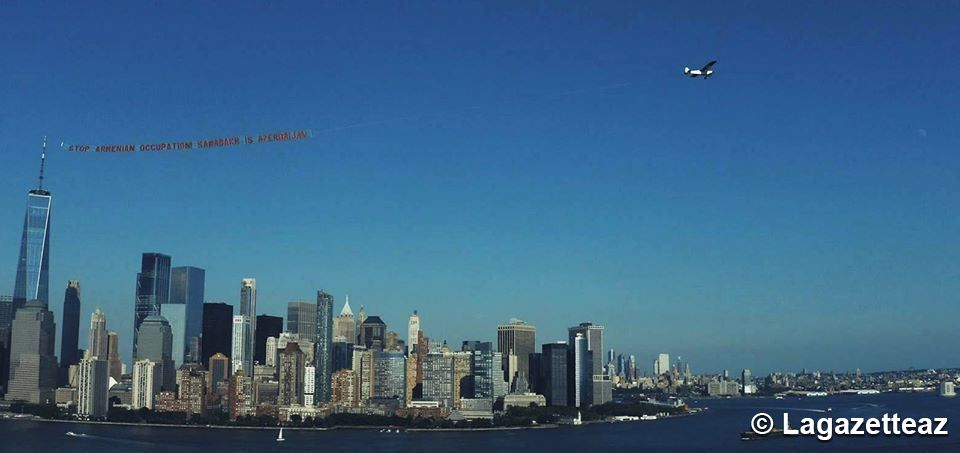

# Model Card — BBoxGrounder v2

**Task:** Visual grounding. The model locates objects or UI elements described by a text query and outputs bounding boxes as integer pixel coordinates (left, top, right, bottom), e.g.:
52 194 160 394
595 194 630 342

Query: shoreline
1 409 701 432
1 415 563 432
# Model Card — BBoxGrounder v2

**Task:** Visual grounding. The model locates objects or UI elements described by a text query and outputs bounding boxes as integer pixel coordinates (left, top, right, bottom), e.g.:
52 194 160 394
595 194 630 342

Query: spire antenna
38 136 47 190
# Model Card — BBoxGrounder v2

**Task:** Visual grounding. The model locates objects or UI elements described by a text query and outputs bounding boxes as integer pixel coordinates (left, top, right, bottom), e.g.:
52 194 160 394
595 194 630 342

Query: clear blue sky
1 1 959 374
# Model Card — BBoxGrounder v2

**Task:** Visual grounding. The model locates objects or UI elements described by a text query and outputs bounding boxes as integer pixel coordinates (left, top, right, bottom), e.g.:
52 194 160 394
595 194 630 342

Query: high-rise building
177 364 207 415
357 306 367 325
374 350 406 402
136 315 175 390
134 253 171 362
541 342 568 407
332 341 352 372
6 154 52 396
353 346 374 403
228 372 253 421
6 300 58 403
422 352 454 407
528 352 542 394
60 281 81 370
254 314 283 366
231 315 252 376
333 296 355 344
106 331 122 381
207 353 230 395
462 341 506 401
265 337 279 368
567 322 604 378
278 342 305 406
0 295 12 394
287 300 317 339
304 364 316 406
655 353 670 376
407 311 420 354
239 279 257 374
87 307 108 359
331 368 358 407
77 357 109 418
358 316 386 351
13 155 52 312
132 359 161 409
570 334 591 407
201 302 233 366
497 319 536 387
315 290 334 403
169 267 205 364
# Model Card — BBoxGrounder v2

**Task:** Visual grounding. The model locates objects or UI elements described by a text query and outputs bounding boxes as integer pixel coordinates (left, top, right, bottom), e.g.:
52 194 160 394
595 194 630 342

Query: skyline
2 1 960 375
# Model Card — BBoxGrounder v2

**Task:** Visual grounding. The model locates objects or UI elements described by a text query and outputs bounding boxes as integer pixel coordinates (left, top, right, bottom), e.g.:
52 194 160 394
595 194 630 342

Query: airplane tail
683 67 690 74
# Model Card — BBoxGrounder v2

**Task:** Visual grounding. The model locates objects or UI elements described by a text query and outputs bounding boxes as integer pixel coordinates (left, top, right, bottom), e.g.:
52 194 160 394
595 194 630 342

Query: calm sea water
1 393 958 452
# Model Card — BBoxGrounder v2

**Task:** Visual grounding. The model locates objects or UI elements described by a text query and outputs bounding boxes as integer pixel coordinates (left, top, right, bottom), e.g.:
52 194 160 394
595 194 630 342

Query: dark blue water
2 393 958 452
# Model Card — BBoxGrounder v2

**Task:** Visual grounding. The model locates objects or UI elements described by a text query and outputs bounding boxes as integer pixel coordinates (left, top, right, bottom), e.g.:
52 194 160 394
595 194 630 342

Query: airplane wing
701 60 717 71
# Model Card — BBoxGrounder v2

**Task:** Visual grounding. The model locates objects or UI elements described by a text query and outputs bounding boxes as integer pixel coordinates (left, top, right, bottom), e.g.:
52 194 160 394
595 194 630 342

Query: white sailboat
276 427 285 442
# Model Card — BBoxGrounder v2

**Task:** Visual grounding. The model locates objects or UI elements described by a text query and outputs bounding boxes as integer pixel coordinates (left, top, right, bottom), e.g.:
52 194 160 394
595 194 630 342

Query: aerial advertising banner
62 129 312 153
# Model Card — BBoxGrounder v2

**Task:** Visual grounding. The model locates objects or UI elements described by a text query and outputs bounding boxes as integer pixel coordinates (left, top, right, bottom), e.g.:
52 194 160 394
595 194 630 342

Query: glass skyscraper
315 290 334 402
60 281 81 369
168 266 205 364
13 188 52 311
134 253 171 361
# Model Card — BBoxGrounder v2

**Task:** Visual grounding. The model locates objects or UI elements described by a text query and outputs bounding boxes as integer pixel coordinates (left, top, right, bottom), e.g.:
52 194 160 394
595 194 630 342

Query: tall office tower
228 372 253 421
134 253 171 362
87 307 108 359
239 279 257 374
254 314 283 365
168 266 204 364
60 281 81 370
628 355 637 380
616 354 625 377
407 311 420 354
6 300 58 403
496 319 536 386
106 331 122 381
422 352 454 407
541 343 568 407
231 315 252 376
358 316 386 351
655 353 670 375
76 357 109 418
353 347 375 403
13 149 52 312
304 364 316 406
132 359 161 409
461 341 503 400
569 334 591 407
315 290 334 403
331 341 352 372
741 369 753 395
207 353 230 395
373 351 406 402
567 322 604 378
527 352 542 394
287 300 317 339
0 295 12 394
277 342 305 406
5 151 52 396
137 315 175 390
332 296 355 344
201 302 233 366
331 369 358 407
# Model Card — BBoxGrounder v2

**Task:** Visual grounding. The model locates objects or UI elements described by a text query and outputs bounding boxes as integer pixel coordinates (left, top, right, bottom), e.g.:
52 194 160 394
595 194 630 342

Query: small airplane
684 60 717 79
